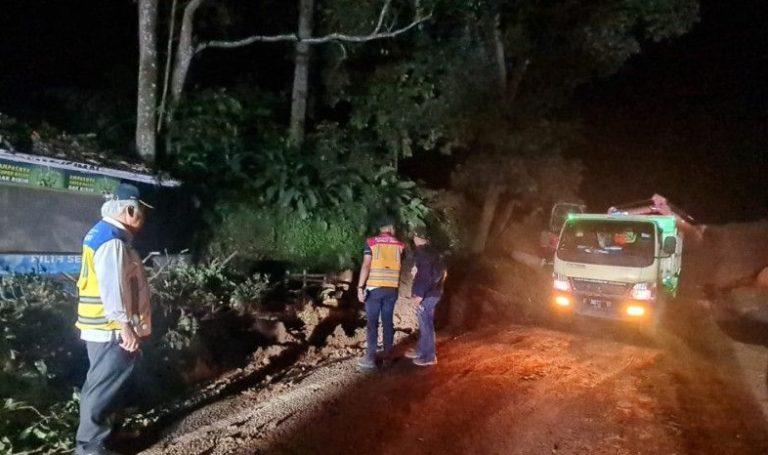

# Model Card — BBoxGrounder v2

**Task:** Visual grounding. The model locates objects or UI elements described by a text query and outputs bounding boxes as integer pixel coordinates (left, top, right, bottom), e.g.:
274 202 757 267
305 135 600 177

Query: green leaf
20 426 34 440
297 200 308 219
34 360 48 377
265 185 278 201
32 427 49 440
306 190 319 207
341 185 354 201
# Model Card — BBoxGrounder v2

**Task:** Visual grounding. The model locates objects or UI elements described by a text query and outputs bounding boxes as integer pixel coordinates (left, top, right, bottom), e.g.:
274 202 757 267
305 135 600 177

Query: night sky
0 0 765 224
577 0 767 223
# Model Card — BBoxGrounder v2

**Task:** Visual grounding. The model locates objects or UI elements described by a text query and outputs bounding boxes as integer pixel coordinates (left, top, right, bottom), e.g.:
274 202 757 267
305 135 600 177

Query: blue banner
0 254 82 276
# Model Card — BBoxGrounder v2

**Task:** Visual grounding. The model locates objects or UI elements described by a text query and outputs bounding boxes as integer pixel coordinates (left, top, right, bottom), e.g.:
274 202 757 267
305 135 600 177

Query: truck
550 196 689 328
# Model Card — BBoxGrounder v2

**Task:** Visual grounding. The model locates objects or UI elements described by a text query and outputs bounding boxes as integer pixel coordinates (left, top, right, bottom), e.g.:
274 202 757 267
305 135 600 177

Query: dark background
576 0 767 223
0 0 765 224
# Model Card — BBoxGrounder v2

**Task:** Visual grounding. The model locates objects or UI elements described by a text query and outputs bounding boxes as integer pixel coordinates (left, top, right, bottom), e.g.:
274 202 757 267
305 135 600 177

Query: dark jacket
411 246 445 299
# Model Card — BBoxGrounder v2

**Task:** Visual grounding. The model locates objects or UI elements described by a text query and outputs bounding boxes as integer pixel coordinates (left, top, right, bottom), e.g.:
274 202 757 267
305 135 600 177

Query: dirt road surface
143 293 768 455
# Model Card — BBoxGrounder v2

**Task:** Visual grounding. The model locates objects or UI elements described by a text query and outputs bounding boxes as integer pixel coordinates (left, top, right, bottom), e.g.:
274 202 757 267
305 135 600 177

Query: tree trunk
490 199 518 241
170 0 205 109
472 184 503 254
289 0 315 146
492 13 507 96
507 57 529 103
136 0 159 163
157 0 179 133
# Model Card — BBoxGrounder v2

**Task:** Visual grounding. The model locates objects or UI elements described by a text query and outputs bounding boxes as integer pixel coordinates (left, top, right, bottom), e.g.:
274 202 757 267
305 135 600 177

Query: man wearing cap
405 227 445 366
75 183 152 455
356 217 405 370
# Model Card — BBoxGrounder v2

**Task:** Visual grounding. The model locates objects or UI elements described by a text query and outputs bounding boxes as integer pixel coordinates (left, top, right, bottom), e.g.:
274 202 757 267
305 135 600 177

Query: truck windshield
557 220 656 267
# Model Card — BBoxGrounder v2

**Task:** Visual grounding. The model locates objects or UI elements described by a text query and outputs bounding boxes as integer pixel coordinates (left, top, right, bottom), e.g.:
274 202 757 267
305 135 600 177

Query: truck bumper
552 291 659 323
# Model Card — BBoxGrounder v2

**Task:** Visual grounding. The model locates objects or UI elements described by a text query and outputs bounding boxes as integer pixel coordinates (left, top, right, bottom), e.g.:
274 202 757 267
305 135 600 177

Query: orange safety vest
366 233 404 288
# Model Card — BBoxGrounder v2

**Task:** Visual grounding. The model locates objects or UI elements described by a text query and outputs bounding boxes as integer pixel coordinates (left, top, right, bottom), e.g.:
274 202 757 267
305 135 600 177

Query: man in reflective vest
356 217 404 370
76 183 152 455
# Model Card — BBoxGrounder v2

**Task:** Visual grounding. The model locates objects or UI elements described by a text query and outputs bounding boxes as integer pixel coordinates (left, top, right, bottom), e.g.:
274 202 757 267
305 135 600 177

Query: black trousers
76 336 137 454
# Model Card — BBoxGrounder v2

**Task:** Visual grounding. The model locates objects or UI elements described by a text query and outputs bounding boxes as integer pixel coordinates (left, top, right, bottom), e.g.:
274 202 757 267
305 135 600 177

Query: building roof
0 148 179 187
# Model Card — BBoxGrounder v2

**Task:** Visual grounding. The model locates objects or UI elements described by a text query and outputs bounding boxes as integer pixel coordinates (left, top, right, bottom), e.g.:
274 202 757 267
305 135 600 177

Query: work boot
77 445 121 455
413 357 437 367
404 348 419 359
357 356 376 371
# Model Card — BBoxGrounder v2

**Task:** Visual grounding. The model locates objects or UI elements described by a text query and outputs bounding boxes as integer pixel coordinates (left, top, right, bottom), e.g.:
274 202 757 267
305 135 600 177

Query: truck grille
571 279 629 296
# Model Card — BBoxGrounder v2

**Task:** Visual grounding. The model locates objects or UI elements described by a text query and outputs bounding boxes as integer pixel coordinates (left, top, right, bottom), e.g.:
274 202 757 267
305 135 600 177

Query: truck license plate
588 298 611 310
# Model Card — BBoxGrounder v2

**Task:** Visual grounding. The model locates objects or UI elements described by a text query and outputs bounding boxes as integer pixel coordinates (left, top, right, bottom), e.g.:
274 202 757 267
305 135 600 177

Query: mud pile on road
128 280 422 448
681 221 768 319
440 256 553 332
684 220 768 292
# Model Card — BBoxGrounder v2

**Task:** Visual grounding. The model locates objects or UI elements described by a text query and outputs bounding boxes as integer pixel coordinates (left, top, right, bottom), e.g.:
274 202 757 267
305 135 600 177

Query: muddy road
138 223 768 454
268 302 768 455
144 290 768 455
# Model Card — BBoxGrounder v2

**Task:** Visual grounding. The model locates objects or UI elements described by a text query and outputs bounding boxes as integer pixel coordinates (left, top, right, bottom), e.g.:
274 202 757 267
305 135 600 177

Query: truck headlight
626 305 646 317
630 282 654 300
554 295 571 307
553 274 571 292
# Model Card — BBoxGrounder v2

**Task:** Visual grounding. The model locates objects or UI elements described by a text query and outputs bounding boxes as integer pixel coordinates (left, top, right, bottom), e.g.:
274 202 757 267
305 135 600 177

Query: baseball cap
112 183 154 209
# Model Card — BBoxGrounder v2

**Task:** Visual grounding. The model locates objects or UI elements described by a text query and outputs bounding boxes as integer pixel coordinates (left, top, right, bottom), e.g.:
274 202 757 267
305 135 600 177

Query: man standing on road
357 217 405 370
406 227 445 366
75 183 152 455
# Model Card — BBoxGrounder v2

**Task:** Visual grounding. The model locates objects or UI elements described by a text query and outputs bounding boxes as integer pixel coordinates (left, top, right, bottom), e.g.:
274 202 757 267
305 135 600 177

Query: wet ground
145 294 768 455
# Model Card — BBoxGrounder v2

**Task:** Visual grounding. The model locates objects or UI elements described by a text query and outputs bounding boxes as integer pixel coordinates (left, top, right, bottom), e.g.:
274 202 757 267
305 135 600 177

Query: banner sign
0 254 82 276
0 157 120 195
0 149 180 195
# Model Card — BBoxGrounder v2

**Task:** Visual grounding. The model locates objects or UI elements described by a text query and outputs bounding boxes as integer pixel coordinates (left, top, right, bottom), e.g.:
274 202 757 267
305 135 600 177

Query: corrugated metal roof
0 148 180 187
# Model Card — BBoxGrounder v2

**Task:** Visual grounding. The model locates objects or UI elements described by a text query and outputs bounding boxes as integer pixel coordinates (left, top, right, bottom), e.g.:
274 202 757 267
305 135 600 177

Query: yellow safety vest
366 234 404 288
75 220 127 332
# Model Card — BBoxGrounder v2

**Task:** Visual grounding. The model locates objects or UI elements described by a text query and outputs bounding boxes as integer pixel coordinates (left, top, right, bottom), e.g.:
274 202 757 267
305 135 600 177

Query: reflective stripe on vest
75 220 127 332
367 235 404 288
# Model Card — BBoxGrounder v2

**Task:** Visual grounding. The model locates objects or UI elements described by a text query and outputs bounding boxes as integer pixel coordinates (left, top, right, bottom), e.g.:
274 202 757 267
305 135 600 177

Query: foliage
451 121 584 207
208 205 366 271
230 274 272 315
0 394 79 455
370 165 430 230
0 276 83 454
418 188 471 253
447 121 585 251
0 276 83 405
207 145 431 271
248 144 364 220
326 34 491 159
0 265 272 454
0 113 32 151
165 88 281 184
322 0 699 158
149 259 271 354
39 88 136 152
166 89 248 180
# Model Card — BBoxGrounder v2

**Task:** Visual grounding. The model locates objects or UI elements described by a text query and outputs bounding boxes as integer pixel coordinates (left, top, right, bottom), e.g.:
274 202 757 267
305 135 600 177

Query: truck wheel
551 311 576 332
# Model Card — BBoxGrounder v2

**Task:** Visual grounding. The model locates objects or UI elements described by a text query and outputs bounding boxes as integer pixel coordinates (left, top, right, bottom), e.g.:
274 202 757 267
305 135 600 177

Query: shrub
0 263 274 454
0 276 84 405
208 205 366 271
0 276 83 454
0 394 79 454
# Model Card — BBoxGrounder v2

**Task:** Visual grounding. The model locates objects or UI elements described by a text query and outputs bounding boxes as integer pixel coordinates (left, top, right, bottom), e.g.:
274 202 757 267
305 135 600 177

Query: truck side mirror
663 237 677 255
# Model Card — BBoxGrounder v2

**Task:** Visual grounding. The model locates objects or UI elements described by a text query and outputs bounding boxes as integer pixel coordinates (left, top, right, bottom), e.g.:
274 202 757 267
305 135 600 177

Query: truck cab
551 213 682 325
540 202 586 265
